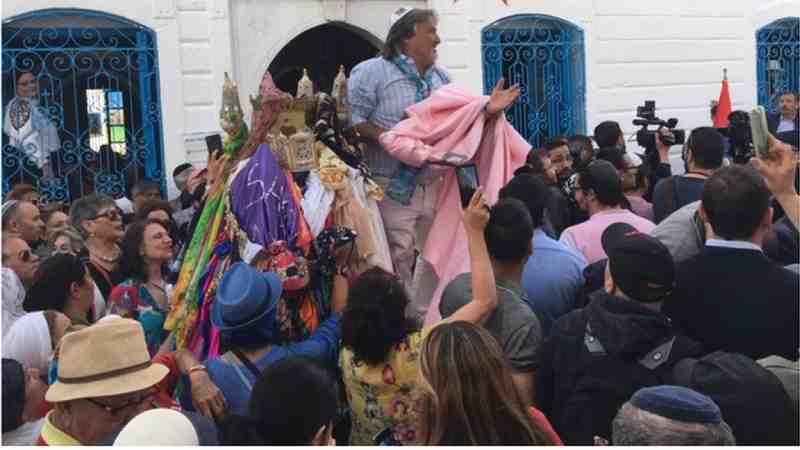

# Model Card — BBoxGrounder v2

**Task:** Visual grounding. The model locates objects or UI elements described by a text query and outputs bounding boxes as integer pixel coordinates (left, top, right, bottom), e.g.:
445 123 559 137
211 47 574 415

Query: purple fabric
230 144 300 249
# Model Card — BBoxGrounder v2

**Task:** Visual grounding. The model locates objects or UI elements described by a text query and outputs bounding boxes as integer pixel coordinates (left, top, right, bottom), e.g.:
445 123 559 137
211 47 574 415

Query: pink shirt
559 210 656 264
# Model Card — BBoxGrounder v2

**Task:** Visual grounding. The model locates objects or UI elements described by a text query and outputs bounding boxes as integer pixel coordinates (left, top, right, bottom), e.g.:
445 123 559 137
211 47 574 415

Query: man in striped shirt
348 7 520 321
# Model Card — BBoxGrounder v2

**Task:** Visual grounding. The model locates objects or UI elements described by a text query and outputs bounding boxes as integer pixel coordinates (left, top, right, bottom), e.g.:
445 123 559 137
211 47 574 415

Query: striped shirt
347 55 451 178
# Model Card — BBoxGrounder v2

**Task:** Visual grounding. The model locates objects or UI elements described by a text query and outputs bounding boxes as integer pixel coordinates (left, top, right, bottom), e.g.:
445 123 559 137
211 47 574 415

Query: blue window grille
482 14 586 147
2 8 165 203
756 17 799 114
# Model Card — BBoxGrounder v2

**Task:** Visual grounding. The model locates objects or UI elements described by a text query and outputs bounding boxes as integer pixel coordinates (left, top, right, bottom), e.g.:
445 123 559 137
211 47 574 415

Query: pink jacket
379 85 530 324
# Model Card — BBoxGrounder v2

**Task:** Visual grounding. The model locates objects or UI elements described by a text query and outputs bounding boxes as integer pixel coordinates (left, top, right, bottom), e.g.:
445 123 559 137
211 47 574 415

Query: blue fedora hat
211 262 283 332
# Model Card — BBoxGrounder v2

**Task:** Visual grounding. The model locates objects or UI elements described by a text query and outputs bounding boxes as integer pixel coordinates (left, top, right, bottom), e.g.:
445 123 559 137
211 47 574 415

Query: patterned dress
339 328 431 445
108 279 170 356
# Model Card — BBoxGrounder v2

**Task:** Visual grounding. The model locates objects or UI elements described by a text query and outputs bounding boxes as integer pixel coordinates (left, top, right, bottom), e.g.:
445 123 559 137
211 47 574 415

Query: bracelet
187 364 207 375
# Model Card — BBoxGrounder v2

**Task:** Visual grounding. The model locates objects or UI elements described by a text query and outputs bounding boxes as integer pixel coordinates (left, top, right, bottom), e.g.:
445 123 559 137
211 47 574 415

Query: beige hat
113 409 199 446
45 318 168 403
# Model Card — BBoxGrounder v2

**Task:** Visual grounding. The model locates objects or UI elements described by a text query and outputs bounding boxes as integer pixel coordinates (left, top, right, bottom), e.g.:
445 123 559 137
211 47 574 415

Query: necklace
90 245 121 264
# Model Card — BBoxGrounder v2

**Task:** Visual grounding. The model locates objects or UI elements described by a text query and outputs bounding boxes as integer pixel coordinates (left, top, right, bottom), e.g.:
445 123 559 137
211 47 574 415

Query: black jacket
664 245 800 360
767 111 799 134
535 293 703 444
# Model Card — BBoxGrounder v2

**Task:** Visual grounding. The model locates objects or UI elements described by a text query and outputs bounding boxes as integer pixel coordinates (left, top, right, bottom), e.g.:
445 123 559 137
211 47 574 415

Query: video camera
633 101 686 150
727 110 755 164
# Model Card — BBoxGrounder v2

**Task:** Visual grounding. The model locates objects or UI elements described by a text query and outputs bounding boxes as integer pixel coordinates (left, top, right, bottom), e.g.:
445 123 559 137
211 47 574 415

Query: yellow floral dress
340 329 428 445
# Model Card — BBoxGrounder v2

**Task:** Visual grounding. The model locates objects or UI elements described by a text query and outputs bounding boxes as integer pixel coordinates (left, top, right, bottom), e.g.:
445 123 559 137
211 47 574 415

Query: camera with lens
633 101 686 149
727 110 754 164
633 101 686 171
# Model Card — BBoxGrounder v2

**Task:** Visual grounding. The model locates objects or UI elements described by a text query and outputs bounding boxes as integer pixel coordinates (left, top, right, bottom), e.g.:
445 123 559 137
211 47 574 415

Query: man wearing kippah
612 385 736 445
535 222 704 444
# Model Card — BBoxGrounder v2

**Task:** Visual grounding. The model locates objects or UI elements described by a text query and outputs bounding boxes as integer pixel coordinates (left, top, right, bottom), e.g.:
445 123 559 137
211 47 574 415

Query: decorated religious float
165 68 391 360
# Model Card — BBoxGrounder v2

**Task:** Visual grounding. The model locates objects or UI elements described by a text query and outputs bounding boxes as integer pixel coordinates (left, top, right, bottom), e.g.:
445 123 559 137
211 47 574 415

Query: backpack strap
585 321 677 371
231 347 261 378
584 323 607 355
638 336 677 370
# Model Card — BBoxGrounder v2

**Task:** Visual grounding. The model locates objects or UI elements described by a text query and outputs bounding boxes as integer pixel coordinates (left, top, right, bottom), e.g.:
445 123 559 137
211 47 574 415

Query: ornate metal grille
756 17 799 113
482 14 586 147
2 8 165 203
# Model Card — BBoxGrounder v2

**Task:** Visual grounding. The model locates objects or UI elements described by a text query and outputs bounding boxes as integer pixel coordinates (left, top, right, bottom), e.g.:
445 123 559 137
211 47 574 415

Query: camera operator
652 127 725 224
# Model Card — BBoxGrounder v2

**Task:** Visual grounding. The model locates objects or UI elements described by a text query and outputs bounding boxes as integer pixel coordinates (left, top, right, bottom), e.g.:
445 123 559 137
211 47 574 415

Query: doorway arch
2 8 165 203
482 14 586 147
267 22 381 96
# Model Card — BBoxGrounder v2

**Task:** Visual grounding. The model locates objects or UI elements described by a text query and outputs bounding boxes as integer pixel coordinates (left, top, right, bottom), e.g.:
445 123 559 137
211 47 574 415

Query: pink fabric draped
378 85 530 324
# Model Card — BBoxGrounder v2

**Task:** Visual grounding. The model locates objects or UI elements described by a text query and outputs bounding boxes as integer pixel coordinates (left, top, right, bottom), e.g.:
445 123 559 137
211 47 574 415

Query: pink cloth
559 210 657 264
379 85 530 325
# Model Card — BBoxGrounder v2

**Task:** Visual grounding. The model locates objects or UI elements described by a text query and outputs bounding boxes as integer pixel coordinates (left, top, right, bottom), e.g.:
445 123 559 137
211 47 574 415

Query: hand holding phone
205 134 223 159
749 106 770 159
456 163 479 209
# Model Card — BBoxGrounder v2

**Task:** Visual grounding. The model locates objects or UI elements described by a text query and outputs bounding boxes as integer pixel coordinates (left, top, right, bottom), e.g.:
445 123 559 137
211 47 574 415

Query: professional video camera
633 101 686 150
632 101 686 173
727 110 755 164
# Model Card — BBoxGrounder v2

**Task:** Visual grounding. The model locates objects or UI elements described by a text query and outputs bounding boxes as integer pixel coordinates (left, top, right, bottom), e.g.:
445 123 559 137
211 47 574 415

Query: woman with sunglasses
70 193 126 301
109 219 175 356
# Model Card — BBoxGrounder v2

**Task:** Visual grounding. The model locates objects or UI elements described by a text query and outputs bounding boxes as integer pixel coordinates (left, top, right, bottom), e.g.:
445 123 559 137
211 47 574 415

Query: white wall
433 0 799 149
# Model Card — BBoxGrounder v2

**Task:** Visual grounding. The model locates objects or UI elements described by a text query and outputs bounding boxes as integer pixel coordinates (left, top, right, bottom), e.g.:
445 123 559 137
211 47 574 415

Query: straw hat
45 318 168 403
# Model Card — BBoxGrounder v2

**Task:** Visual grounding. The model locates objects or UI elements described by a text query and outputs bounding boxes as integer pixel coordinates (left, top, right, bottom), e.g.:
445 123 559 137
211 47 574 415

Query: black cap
2 359 26 433
579 160 623 206
601 222 675 302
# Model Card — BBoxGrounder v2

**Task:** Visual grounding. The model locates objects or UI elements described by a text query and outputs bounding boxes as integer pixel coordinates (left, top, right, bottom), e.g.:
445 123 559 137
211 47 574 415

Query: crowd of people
2 6 799 447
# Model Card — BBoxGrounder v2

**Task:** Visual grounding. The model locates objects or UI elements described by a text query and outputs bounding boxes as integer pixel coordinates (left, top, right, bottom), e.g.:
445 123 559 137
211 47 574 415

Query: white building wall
434 0 799 149
4 0 798 198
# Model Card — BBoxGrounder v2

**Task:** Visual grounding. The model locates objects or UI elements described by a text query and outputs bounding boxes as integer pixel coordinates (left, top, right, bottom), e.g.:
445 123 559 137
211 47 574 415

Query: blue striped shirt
347 56 451 178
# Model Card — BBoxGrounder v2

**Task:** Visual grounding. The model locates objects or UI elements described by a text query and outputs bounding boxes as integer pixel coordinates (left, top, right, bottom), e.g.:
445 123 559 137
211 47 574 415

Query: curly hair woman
339 189 498 445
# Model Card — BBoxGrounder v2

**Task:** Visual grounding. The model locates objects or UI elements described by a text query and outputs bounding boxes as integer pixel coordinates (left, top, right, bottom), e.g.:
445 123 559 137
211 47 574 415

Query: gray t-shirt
440 273 542 372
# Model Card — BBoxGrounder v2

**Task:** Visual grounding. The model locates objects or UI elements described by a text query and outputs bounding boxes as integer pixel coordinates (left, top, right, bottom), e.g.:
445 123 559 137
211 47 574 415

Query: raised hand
486 77 522 116
463 187 490 233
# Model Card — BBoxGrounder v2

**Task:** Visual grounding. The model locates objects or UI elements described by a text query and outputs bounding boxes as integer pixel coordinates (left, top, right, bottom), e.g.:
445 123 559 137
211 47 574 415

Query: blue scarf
386 56 436 205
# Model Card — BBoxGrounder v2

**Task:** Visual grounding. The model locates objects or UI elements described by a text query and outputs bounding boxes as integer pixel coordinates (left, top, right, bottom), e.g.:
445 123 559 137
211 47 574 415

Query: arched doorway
756 17 799 113
267 22 380 96
2 8 165 203
482 14 586 147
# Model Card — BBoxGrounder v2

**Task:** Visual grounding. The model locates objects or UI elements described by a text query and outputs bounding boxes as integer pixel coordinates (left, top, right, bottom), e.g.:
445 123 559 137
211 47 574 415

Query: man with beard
768 91 799 135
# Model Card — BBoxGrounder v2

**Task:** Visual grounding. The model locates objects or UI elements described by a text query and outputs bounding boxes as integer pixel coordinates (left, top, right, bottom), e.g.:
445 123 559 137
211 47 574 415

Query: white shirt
705 238 762 252
777 117 796 133
2 267 26 338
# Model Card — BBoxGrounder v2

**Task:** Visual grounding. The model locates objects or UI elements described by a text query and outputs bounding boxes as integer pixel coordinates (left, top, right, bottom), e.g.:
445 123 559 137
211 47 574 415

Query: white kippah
390 7 415 26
